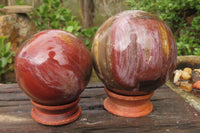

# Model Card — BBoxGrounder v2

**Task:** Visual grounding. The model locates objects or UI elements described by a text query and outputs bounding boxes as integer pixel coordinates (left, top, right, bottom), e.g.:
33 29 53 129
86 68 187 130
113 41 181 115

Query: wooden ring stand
104 87 153 117
31 98 81 126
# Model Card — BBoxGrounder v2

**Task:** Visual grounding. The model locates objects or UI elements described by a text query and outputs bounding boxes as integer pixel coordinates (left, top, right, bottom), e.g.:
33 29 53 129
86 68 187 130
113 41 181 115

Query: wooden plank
166 81 200 113
0 83 200 132
0 5 33 14
177 56 200 69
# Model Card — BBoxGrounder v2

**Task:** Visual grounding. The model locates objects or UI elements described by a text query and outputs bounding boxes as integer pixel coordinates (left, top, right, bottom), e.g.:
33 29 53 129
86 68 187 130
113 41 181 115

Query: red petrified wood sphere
15 30 92 125
92 10 177 117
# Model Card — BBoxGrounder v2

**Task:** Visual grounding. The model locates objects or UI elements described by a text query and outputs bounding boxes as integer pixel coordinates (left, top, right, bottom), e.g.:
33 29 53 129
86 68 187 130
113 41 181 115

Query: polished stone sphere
15 30 92 105
92 10 177 96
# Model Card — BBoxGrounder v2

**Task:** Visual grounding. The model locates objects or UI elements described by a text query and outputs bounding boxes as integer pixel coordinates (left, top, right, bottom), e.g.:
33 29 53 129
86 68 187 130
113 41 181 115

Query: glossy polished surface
15 30 92 105
92 10 177 96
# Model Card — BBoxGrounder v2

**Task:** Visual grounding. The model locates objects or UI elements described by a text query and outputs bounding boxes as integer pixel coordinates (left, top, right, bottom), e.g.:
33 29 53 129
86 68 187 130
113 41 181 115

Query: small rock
175 81 181 86
181 71 191 80
0 14 36 52
193 81 200 90
194 69 200 73
173 70 182 84
180 81 193 92
183 67 192 75
192 71 200 83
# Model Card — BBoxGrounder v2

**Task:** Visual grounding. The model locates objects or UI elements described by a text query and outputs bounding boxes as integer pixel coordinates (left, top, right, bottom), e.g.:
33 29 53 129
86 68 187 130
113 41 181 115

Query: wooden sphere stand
104 87 154 117
31 98 81 126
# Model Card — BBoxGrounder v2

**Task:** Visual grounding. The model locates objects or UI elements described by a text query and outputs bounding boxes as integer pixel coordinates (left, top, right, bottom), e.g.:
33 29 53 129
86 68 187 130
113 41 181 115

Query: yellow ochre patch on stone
57 32 78 45
92 34 103 78
159 23 170 58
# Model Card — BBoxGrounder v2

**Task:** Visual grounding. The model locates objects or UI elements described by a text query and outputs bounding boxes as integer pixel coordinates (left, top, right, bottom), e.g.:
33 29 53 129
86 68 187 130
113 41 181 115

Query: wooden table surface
0 82 200 133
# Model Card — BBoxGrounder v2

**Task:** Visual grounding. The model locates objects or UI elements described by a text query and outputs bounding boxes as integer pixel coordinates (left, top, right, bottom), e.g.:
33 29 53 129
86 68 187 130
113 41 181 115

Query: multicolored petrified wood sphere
91 10 177 117
15 30 92 125
92 10 177 96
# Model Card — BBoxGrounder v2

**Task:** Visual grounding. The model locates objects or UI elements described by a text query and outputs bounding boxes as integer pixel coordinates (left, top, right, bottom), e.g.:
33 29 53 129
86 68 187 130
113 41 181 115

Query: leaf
0 57 8 68
66 26 74 33
41 5 49 17
0 69 7 75
59 15 65 21
54 13 60 19
50 21 59 29
43 0 49 4
16 0 25 5
8 58 12 64
0 36 7 51
0 5 5 8
54 1 60 8
84 39 90 46
5 42 11 52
